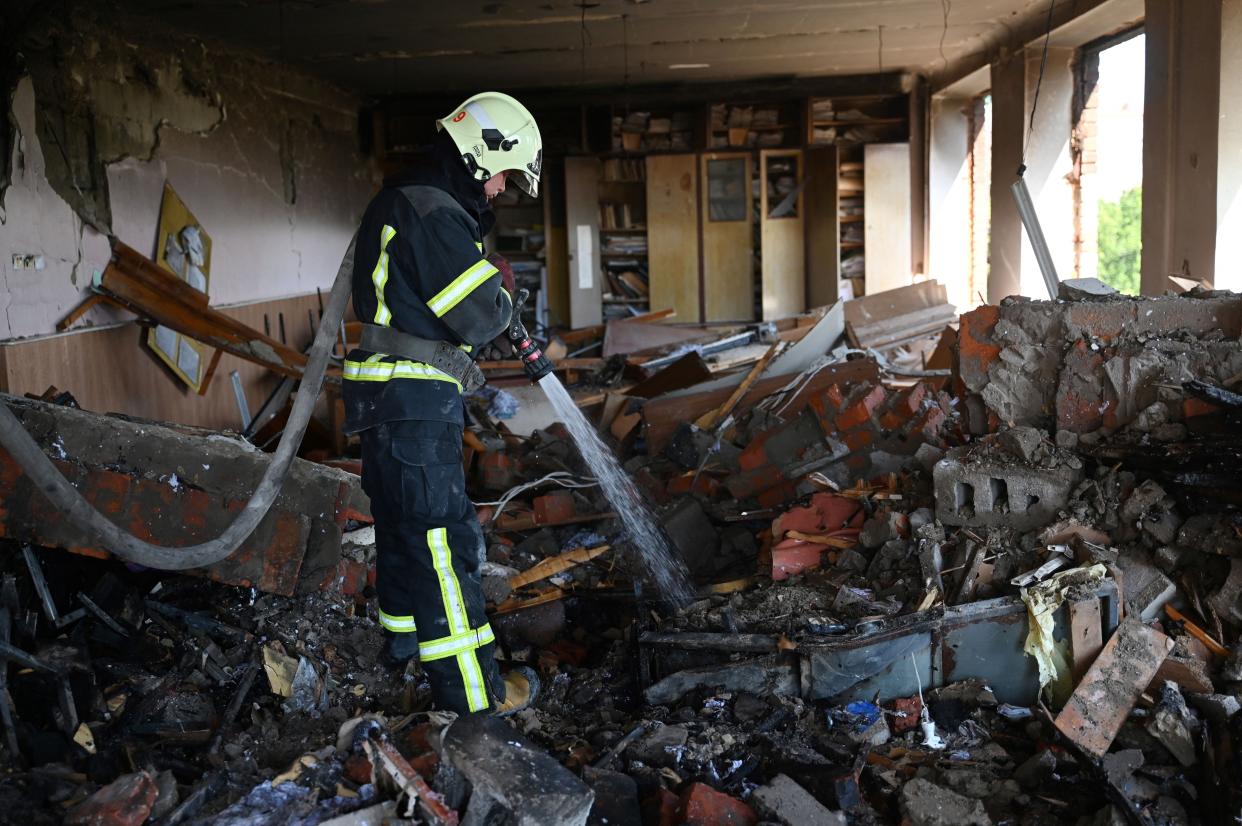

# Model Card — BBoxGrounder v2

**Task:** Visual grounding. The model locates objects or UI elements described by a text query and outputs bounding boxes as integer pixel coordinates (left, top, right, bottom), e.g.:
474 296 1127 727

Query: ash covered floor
3 291 1242 825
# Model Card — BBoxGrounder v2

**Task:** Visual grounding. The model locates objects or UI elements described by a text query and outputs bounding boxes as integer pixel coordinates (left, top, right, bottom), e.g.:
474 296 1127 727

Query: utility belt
359 324 485 392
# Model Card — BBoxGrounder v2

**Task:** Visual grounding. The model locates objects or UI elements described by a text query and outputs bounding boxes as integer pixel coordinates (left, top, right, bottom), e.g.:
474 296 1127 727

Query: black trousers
360 419 503 714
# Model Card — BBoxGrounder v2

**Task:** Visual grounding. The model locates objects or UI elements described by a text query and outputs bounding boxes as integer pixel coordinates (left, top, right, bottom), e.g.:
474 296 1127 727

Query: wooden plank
629 308 677 323
701 151 755 321
602 319 720 357
847 304 959 349
196 349 225 396
760 148 806 320
0 292 327 431
99 245 314 381
57 294 107 332
509 545 611 590
1053 617 1173 758
627 352 714 399
694 341 781 430
844 280 949 327
863 143 913 295
805 145 841 308
646 154 702 322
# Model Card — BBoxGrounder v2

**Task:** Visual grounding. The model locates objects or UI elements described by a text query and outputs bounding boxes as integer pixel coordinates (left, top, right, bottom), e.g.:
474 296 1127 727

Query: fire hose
0 235 358 570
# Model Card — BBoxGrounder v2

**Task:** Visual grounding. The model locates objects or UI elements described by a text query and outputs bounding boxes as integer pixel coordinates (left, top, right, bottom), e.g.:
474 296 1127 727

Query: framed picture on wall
148 183 212 392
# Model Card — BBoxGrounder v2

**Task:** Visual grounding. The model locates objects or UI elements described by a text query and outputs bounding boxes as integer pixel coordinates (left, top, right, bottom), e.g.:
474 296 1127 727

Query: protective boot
380 631 420 670
492 666 540 717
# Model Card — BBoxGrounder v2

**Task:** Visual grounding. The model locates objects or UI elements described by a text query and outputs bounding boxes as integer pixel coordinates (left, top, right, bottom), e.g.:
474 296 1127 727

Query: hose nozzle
507 288 553 383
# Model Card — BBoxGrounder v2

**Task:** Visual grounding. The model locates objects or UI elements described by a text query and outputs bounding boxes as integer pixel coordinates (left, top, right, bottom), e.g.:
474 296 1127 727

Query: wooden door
804 145 840 308
646 154 701 322
700 151 754 321
564 156 602 328
864 142 913 295
760 149 806 319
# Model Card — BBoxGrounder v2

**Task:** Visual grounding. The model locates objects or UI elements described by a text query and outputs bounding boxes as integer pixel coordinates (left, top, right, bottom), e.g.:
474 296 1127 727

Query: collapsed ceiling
115 0 1057 96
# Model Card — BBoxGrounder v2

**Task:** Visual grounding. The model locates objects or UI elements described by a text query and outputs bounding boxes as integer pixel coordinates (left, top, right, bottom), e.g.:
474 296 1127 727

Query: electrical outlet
11 254 45 271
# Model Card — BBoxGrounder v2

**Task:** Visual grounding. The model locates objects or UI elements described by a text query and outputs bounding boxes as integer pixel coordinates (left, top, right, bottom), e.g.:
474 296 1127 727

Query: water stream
537 372 692 606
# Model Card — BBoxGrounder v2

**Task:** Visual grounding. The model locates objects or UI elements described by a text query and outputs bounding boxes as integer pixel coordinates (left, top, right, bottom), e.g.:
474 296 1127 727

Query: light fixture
668 63 710 69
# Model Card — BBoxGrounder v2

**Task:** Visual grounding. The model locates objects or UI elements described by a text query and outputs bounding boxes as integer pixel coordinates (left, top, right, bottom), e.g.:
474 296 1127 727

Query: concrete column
1142 0 1221 294
929 95 973 309
989 46 1077 302
1217 0 1242 291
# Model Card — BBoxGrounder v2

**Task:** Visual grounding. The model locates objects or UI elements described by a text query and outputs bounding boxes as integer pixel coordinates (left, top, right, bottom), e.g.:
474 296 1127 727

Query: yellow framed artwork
148 183 212 391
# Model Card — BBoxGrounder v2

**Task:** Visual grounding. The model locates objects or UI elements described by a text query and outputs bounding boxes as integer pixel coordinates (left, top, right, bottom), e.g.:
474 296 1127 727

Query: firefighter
343 92 543 715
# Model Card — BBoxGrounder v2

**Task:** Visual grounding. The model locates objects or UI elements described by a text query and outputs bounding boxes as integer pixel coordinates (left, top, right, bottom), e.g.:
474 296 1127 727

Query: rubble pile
3 290 1242 824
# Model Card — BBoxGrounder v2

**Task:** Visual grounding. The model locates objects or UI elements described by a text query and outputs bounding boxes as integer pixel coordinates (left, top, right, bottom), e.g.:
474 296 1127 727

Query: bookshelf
612 109 696 153
598 158 650 319
708 100 802 150
488 186 548 330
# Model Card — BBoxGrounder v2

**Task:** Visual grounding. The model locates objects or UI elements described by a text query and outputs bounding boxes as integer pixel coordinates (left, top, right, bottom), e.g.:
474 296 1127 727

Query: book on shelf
603 158 645 181
600 202 642 230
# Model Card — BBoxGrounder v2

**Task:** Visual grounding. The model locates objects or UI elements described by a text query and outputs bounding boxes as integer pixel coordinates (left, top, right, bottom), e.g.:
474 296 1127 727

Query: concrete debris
443 715 595 826
750 773 846 825
5 290 1242 823
899 777 992 826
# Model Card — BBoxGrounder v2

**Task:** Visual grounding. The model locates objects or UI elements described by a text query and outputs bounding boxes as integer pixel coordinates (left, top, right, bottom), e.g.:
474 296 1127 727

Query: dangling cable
1022 0 1058 170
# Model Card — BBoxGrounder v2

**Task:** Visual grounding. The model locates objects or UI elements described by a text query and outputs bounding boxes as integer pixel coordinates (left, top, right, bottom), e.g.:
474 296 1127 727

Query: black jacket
343 133 512 432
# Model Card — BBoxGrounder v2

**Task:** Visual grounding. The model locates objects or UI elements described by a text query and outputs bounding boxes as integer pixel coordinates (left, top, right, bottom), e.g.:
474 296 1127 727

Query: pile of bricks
725 378 956 507
956 294 1242 435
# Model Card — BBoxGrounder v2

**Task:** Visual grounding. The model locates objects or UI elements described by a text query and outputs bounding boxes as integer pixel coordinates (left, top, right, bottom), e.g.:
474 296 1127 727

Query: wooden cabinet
645 154 701 322
863 143 913 295
759 149 806 319
805 145 841 308
701 152 755 321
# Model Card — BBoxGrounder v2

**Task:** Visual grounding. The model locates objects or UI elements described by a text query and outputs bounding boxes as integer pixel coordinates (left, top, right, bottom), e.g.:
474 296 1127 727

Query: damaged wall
0 5 376 341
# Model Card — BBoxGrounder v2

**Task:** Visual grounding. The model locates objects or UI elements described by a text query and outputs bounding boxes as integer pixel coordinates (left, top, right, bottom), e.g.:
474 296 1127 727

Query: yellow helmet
437 92 543 198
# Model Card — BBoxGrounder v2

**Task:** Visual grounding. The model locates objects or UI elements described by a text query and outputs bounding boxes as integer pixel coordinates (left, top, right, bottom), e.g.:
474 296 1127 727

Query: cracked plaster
0 10 375 341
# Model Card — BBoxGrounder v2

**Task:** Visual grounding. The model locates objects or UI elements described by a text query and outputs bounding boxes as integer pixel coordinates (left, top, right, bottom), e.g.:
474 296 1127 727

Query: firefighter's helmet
437 92 543 198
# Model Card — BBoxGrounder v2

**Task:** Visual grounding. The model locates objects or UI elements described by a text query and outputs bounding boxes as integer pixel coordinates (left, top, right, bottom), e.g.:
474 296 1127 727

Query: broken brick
643 788 680 826
1183 398 1221 419
1054 618 1174 758
771 542 825 581
835 385 887 432
879 383 929 431
65 772 158 826
887 694 923 734
678 783 757 826
841 427 875 454
956 305 1002 392
534 490 576 524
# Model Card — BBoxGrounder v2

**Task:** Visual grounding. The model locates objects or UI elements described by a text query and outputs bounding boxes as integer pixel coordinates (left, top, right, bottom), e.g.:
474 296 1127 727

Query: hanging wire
622 13 630 112
577 2 598 84
877 25 884 72
1022 0 1058 169
938 0 952 73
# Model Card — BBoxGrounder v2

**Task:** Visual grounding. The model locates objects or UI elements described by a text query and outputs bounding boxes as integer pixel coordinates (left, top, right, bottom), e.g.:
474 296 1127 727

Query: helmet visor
512 169 539 199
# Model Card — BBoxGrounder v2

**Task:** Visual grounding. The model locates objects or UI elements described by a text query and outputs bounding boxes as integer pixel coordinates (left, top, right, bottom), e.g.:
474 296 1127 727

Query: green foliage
1097 186 1142 295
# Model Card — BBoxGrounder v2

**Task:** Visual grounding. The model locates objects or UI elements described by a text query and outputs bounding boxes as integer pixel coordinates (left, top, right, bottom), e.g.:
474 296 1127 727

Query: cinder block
933 446 1083 530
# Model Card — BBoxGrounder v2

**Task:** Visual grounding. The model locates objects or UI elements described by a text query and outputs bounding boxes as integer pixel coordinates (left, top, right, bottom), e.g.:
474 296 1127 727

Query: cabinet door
646 154 701 322
700 152 754 321
564 156 603 328
804 145 840 308
864 142 913 295
760 148 806 319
